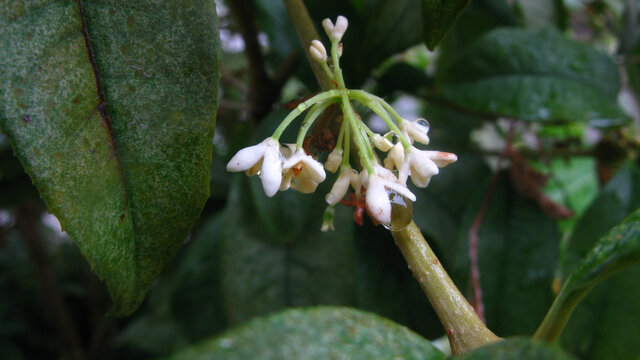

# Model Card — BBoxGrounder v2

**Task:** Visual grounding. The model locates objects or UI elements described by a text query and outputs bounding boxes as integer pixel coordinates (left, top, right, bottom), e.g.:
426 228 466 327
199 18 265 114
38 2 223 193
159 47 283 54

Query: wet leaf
452 173 560 336
167 307 446 360
0 1 220 316
437 28 628 126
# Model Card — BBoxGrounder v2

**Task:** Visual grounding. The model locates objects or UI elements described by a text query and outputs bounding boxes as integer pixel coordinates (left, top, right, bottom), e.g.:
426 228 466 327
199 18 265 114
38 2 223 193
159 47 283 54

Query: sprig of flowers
226 15 457 230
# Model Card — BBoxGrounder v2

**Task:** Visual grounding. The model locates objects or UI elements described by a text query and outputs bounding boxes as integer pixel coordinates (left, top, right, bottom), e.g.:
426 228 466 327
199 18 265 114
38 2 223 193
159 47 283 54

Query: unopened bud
333 16 348 40
372 134 393 151
322 15 349 41
309 40 327 63
324 148 343 173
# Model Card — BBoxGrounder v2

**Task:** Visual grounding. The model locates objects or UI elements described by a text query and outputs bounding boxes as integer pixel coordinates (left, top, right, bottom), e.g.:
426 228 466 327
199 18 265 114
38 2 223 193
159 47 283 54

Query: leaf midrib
74 0 138 287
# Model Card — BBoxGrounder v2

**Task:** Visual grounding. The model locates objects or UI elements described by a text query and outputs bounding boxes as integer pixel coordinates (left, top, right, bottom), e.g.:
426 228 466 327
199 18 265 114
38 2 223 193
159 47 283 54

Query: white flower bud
333 15 348 41
322 15 349 41
384 142 405 172
324 147 343 173
325 167 354 205
322 18 335 39
400 118 430 145
309 40 327 63
321 206 336 232
372 134 393 152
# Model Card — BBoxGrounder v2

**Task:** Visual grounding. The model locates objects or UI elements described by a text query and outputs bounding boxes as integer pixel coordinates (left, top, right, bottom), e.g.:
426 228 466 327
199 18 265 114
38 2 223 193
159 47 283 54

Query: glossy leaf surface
437 28 627 126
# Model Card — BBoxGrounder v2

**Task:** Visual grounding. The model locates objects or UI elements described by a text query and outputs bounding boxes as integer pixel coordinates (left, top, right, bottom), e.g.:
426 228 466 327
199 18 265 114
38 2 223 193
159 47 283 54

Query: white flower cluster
226 16 457 230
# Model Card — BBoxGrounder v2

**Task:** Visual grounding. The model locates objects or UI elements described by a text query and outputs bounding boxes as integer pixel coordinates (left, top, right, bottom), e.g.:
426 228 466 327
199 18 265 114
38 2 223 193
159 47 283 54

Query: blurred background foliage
1 0 640 358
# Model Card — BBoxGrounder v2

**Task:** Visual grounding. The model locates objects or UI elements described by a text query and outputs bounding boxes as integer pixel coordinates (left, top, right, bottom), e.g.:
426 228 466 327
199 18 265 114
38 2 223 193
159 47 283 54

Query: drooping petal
427 151 458 167
366 174 392 225
301 156 326 182
260 140 284 197
226 141 267 172
326 168 352 205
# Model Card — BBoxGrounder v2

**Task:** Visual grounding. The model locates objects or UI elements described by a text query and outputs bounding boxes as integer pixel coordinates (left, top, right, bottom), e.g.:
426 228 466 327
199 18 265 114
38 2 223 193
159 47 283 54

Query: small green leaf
422 0 471 50
166 307 446 360
452 338 576 359
0 1 220 316
437 28 628 126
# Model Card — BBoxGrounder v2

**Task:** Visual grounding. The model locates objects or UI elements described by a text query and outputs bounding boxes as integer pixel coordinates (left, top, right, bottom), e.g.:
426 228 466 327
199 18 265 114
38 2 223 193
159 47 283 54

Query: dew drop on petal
416 119 430 132
388 190 413 231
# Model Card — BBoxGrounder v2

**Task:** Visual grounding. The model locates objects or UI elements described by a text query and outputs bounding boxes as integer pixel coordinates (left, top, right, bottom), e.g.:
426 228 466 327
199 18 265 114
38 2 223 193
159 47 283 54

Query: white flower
226 138 283 197
281 146 327 193
372 134 393 152
399 146 457 188
383 142 404 171
325 166 357 205
324 147 343 173
400 118 430 145
309 40 327 62
322 15 348 41
365 166 416 225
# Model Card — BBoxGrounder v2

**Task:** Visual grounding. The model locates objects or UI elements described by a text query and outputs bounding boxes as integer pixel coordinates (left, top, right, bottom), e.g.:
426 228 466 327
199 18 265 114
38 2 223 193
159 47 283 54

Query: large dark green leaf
452 338 576 360
0 1 220 316
166 307 446 360
422 0 471 50
450 173 559 337
549 163 640 359
220 181 357 325
436 28 628 126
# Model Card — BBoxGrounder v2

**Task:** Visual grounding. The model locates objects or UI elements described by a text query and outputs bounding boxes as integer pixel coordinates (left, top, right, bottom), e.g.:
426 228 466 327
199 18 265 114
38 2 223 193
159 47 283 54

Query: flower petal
326 169 352 205
427 151 458 167
226 142 267 172
366 175 391 224
260 143 283 197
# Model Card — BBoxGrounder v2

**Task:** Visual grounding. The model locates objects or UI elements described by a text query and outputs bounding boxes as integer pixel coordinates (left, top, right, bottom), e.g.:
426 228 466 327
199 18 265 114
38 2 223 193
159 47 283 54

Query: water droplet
416 118 430 132
388 190 413 231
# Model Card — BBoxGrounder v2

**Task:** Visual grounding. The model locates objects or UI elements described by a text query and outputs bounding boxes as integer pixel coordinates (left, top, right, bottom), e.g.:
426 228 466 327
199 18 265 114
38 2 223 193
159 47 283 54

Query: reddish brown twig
468 122 514 323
